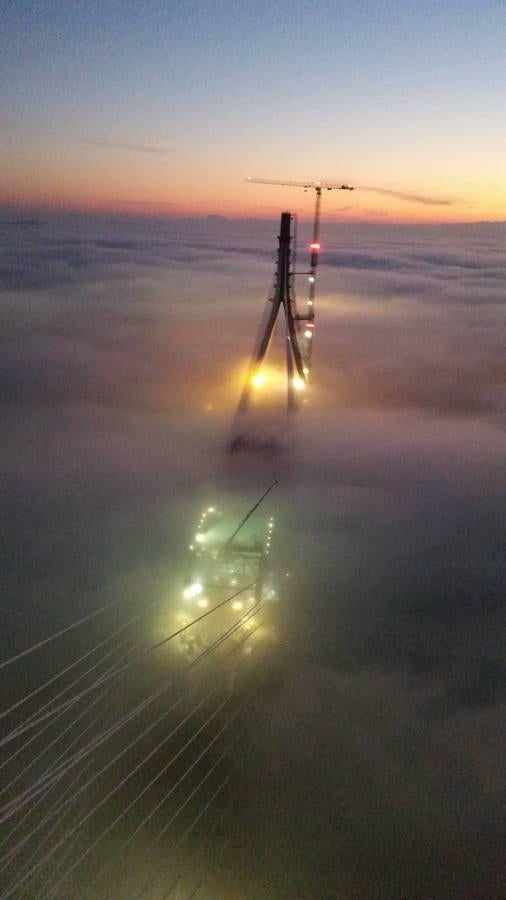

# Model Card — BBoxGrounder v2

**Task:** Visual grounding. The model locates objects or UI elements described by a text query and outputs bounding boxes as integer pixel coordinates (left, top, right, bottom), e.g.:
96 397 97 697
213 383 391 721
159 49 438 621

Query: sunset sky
2 5 505 894
1 0 504 222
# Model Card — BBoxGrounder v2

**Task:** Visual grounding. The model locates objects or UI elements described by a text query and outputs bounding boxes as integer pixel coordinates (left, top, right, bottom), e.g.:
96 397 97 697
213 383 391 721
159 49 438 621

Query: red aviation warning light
309 240 320 268
245 176 355 395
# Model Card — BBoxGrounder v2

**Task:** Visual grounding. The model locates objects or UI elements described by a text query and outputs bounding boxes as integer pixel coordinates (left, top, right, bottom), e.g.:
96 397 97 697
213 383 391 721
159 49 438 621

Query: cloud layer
80 138 171 155
1 213 504 897
360 185 456 206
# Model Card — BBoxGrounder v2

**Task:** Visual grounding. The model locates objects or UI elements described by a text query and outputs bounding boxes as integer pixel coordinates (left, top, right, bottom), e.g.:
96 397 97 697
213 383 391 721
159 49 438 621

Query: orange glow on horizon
1 167 505 224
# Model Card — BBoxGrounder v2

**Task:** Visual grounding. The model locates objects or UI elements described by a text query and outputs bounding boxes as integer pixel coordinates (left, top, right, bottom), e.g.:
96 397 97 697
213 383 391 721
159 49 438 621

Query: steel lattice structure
229 177 353 451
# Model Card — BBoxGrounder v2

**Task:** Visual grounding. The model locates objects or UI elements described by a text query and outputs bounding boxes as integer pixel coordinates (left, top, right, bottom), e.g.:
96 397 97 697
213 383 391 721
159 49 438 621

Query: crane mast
228 177 354 452
246 177 354 376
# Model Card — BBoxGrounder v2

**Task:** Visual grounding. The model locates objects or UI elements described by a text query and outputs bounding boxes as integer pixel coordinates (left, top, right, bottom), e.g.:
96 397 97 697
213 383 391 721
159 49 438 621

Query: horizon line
0 203 504 228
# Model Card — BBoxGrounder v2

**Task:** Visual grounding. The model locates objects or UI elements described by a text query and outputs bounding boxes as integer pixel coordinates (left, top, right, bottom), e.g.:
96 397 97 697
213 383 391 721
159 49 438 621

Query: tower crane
246 176 354 375
228 177 354 453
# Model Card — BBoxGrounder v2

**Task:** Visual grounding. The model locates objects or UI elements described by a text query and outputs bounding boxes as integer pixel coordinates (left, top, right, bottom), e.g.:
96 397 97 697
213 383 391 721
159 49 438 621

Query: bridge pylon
229 212 306 453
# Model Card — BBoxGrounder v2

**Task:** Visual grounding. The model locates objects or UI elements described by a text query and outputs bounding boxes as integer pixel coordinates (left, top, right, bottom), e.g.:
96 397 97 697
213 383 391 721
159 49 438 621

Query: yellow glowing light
242 363 288 394
208 507 215 513
303 366 309 376
232 600 244 611
183 582 203 599
304 330 312 339
292 377 305 392
197 598 209 608
195 533 205 543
